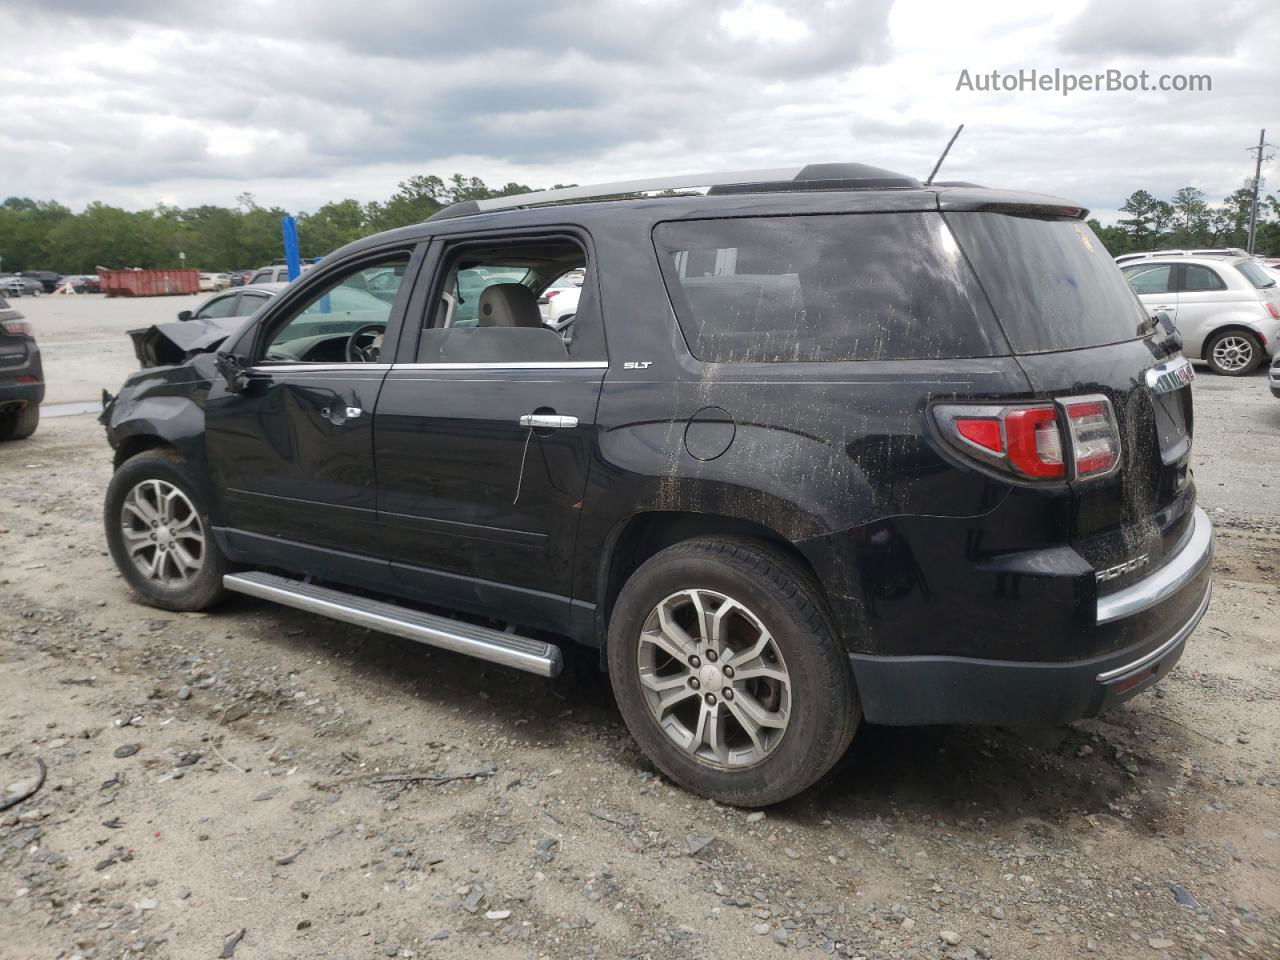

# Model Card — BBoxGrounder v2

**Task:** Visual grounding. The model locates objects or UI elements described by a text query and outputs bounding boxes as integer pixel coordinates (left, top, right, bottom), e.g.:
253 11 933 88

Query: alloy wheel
1212 335 1253 372
120 479 206 588
637 589 791 768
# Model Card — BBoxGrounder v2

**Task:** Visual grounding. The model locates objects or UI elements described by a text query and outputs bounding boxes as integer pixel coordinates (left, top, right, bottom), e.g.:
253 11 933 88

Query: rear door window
946 214 1149 352
652 212 1004 362
1182 264 1227 291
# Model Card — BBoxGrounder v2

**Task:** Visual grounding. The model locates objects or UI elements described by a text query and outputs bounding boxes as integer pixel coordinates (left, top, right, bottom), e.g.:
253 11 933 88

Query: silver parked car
1120 256 1280 375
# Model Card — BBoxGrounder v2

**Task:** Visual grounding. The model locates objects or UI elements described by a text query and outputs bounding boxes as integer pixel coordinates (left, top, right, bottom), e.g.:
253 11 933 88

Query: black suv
0 296 43 440
100 164 1213 806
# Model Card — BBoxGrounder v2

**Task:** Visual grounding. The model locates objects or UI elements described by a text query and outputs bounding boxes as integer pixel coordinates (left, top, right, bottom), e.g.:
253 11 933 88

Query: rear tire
0 403 39 441
1204 330 1262 376
607 537 858 806
104 449 227 611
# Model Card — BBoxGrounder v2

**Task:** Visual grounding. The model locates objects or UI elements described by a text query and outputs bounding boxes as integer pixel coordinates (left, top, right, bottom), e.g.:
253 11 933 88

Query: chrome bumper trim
1096 507 1213 625
1096 580 1210 683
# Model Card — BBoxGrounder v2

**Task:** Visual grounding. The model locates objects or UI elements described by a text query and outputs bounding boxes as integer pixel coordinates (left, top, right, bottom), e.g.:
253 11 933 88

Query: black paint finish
100 181 1208 731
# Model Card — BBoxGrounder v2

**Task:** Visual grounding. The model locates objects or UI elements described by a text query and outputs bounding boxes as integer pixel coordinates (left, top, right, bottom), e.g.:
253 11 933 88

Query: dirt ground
2 375 1278 960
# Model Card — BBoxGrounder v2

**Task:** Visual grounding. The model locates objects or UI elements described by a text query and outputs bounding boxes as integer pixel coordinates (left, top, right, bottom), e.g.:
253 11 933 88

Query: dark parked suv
0 296 43 440
100 164 1213 805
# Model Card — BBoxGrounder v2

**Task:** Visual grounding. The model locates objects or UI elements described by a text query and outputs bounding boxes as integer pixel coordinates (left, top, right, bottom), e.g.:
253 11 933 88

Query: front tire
1204 330 1262 376
607 537 858 806
104 449 227 611
0 403 39 441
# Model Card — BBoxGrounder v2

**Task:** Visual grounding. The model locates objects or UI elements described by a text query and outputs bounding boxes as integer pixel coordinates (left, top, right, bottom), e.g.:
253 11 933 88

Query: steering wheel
345 323 386 363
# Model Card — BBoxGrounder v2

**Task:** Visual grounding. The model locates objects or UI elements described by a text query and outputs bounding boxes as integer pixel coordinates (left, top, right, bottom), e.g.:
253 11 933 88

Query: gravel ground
1 375 1277 960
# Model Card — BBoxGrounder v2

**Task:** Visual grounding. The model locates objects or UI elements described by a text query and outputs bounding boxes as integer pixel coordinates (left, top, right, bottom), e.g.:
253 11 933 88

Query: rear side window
1236 260 1277 289
1182 264 1226 291
946 214 1148 353
652 213 1004 363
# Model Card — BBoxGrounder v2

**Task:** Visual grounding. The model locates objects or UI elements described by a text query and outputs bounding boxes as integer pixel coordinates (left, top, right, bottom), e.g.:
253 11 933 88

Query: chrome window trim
1096 581 1211 683
1095 506 1213 625
391 361 609 371
249 363 392 374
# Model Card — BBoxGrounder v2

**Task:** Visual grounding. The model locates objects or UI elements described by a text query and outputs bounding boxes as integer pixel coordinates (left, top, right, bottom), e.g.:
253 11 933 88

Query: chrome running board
223 571 563 678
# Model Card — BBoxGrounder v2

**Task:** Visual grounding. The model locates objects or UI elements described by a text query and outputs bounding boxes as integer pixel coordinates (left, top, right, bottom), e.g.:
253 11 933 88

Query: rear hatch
945 210 1196 593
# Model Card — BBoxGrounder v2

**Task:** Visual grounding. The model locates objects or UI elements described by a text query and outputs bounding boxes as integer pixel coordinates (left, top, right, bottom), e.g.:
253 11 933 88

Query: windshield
945 214 1150 353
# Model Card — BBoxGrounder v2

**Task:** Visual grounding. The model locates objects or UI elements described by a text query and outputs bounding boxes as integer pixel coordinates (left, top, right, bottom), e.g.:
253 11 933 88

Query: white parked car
1121 255 1280 375
538 269 584 327
1114 248 1249 265
199 272 231 292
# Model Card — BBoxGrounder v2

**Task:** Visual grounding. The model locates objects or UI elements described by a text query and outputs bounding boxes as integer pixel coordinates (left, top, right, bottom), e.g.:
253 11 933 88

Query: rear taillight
1061 398 1121 478
1267 301 1280 320
0 319 32 336
935 394 1120 482
544 290 561 299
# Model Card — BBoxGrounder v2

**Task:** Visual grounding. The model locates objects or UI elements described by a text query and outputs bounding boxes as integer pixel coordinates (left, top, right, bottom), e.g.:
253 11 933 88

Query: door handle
1152 304 1175 311
520 413 578 429
321 406 363 422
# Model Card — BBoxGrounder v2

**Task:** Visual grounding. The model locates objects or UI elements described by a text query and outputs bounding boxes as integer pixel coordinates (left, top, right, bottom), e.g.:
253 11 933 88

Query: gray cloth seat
477 283 543 329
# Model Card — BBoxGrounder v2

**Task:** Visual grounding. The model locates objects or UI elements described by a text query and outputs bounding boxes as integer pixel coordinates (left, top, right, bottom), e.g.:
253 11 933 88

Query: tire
104 448 227 611
607 537 858 806
0 403 39 441
1204 329 1262 376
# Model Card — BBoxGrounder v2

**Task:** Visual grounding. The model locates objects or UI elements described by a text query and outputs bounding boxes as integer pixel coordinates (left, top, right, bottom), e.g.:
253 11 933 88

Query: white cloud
0 0 1276 223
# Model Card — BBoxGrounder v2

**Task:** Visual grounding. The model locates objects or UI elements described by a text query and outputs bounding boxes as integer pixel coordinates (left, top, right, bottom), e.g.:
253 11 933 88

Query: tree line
0 174 553 275
2 173 1278 275
1088 183 1280 256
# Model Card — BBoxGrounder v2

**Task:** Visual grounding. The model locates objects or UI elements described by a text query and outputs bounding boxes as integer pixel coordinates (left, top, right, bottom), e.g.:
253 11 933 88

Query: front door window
260 256 409 364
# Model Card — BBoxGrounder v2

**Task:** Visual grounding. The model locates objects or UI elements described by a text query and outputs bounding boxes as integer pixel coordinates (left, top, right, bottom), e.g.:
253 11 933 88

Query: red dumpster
97 268 201 298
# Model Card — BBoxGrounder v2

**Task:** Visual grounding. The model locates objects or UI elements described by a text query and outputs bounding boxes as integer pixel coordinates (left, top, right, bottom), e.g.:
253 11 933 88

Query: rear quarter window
1236 260 1277 289
945 214 1149 353
652 212 1005 363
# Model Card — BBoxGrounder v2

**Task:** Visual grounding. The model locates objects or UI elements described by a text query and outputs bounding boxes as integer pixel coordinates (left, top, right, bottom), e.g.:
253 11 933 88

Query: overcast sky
1 0 1276 223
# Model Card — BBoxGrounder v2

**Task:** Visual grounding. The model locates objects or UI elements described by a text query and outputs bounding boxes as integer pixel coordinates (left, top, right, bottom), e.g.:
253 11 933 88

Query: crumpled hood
128 315 249 368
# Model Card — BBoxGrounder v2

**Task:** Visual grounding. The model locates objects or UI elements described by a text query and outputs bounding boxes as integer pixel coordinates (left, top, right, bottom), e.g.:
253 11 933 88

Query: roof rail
426 163 922 222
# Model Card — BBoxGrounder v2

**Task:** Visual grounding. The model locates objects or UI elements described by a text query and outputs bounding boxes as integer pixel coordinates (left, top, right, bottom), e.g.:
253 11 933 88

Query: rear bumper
0 378 44 409
850 507 1214 728
1270 362 1279 398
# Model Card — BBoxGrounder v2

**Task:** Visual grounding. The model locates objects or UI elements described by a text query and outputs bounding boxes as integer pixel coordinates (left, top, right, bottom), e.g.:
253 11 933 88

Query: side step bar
223 571 563 678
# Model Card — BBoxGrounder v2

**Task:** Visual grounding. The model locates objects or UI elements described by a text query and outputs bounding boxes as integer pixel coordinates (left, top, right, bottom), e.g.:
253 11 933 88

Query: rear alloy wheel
637 589 792 767
608 537 858 806
1205 330 1262 376
104 449 227 611
0 402 39 441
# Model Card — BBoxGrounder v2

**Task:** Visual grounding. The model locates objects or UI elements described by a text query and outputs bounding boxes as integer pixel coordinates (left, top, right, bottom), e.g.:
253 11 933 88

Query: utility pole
1246 128 1275 255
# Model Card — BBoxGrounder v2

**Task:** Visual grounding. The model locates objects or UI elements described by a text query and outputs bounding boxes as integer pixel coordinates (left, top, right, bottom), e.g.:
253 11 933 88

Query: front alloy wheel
638 589 791 767
120 478 207 587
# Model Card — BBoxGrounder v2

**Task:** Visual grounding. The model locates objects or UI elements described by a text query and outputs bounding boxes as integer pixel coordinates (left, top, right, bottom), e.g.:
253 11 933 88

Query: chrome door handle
520 413 578 429
320 406 362 422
